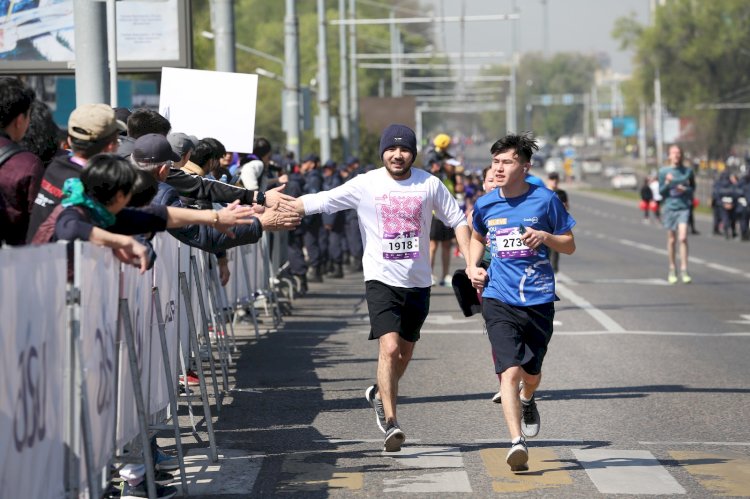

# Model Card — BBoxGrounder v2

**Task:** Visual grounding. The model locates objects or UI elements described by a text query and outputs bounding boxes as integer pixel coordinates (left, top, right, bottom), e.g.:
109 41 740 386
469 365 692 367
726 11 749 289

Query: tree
474 52 600 141
614 0 750 159
190 0 432 162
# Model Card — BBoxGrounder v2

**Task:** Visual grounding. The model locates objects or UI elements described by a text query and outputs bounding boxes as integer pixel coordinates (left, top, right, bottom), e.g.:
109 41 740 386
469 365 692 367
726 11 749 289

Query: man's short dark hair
192 137 226 168
126 108 171 139
490 132 539 164
80 154 138 206
253 137 272 159
0 77 36 129
69 133 120 159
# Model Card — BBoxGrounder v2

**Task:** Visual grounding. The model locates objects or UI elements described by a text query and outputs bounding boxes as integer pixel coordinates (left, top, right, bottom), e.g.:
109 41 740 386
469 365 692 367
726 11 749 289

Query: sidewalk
159 263 469 497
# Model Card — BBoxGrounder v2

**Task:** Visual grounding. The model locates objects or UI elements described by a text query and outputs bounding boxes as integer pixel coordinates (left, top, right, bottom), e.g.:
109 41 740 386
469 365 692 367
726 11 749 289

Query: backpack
30 205 84 244
0 142 23 167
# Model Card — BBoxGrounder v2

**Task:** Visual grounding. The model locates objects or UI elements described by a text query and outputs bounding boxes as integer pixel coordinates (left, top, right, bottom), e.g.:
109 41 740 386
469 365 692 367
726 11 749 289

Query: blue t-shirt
525 173 547 188
473 184 576 306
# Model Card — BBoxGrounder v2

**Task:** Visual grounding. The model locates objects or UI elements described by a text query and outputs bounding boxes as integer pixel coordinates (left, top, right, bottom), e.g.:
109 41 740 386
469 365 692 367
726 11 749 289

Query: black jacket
166 168 257 208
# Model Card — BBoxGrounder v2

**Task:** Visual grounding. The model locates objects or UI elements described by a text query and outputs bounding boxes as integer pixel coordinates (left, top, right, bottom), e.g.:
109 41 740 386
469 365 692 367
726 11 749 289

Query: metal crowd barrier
0 233 288 498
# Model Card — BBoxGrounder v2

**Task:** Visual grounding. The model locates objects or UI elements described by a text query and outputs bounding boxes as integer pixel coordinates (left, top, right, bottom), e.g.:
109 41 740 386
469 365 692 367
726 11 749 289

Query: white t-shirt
302 166 468 288
239 159 265 190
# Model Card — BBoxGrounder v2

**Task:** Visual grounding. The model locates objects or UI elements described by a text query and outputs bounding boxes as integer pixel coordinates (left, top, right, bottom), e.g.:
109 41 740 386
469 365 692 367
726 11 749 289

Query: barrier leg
69 277 99 498
189 256 223 410
179 273 219 462
239 247 261 337
262 234 283 327
152 287 188 494
119 299 158 499
217 279 239 353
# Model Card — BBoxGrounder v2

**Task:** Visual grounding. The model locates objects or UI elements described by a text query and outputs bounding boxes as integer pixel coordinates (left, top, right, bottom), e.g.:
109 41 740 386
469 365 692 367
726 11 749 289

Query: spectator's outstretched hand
257 205 302 231
113 237 149 274
213 200 257 237
265 184 297 212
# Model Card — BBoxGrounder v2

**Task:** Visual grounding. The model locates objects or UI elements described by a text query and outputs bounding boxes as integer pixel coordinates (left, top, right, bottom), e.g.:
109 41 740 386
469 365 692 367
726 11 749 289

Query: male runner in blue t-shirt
467 133 576 472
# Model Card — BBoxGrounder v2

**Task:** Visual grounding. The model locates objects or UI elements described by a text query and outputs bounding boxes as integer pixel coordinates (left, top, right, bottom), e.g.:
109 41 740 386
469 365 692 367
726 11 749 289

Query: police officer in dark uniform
341 156 364 271
301 154 325 282
283 157 308 292
320 159 346 278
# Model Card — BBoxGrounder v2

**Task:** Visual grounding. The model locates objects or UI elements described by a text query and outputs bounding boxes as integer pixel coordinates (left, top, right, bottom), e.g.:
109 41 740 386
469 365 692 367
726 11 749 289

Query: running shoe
667 270 678 284
153 448 180 472
383 422 405 452
681 272 692 284
178 370 199 387
365 384 387 433
520 395 540 438
491 390 503 403
506 436 529 472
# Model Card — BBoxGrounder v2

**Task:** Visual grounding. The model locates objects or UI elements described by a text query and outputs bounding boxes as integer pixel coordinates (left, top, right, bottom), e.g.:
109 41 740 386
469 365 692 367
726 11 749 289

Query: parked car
581 158 603 175
611 168 638 189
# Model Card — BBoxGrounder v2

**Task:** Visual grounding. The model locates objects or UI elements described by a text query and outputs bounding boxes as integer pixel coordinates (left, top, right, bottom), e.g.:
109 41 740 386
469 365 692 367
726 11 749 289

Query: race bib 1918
382 230 420 260
494 227 536 259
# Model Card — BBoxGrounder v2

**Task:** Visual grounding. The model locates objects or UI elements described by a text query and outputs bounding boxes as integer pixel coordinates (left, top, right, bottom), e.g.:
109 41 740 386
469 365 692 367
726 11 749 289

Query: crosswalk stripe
670 451 750 497
383 446 464 468
573 449 686 495
480 448 573 493
383 470 473 493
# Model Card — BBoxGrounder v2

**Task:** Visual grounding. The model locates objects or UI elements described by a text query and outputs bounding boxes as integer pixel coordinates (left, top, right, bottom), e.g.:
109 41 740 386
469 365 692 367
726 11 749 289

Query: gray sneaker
520 396 540 438
365 384 387 433
383 422 405 452
506 436 528 472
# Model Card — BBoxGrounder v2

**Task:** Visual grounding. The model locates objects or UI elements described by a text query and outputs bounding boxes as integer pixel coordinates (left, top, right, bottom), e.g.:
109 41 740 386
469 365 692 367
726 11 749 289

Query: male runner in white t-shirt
291 124 472 451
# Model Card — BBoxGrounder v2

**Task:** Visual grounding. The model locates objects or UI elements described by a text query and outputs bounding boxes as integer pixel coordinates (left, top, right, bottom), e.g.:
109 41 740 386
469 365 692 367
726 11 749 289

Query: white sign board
159 67 258 153
0 245 67 499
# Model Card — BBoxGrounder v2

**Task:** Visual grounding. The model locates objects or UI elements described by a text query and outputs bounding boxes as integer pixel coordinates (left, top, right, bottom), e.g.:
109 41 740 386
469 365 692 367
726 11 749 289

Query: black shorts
430 218 455 241
482 298 555 375
366 280 431 342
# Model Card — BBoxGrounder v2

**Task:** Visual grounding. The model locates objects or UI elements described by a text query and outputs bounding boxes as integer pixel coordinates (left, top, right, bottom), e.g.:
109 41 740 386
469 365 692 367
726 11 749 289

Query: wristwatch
256 190 266 206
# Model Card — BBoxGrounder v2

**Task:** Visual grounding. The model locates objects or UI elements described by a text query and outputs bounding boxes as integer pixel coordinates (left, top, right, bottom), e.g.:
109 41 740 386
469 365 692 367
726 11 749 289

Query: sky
419 0 651 74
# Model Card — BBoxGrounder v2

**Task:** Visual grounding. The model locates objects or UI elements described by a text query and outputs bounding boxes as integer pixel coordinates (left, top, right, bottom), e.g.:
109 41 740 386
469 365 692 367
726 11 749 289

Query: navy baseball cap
133 133 180 163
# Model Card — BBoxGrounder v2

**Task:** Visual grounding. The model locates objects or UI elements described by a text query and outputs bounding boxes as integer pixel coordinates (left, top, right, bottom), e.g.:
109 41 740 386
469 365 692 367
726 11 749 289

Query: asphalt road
169 188 750 498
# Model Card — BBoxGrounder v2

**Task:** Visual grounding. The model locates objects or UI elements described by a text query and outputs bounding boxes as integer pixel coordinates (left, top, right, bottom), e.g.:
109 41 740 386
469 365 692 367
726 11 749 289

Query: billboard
0 0 190 74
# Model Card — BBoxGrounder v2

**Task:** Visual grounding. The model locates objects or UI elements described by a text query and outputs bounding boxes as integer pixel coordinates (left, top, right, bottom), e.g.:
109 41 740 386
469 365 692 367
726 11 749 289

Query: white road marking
579 229 750 280
555 274 626 333
423 314 482 325
383 470 472 493
178 449 264 496
383 446 464 468
573 449 686 495
726 314 750 325
474 438 586 444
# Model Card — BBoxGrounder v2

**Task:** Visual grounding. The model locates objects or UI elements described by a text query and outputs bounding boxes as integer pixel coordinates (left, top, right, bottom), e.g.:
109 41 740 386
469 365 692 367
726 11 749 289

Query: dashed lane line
556 272 626 333
579 228 750 280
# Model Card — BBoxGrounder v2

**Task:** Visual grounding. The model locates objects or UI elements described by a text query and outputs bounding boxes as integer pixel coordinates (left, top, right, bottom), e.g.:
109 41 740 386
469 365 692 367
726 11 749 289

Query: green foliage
613 0 750 158
474 52 600 140
190 0 431 163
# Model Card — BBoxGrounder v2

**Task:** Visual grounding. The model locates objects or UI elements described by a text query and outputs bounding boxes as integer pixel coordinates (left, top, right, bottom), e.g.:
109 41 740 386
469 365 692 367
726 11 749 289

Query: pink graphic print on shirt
378 193 424 260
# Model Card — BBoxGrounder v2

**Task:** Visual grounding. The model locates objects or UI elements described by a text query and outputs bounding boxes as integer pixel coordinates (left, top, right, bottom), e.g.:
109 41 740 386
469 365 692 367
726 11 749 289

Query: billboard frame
0 0 192 75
